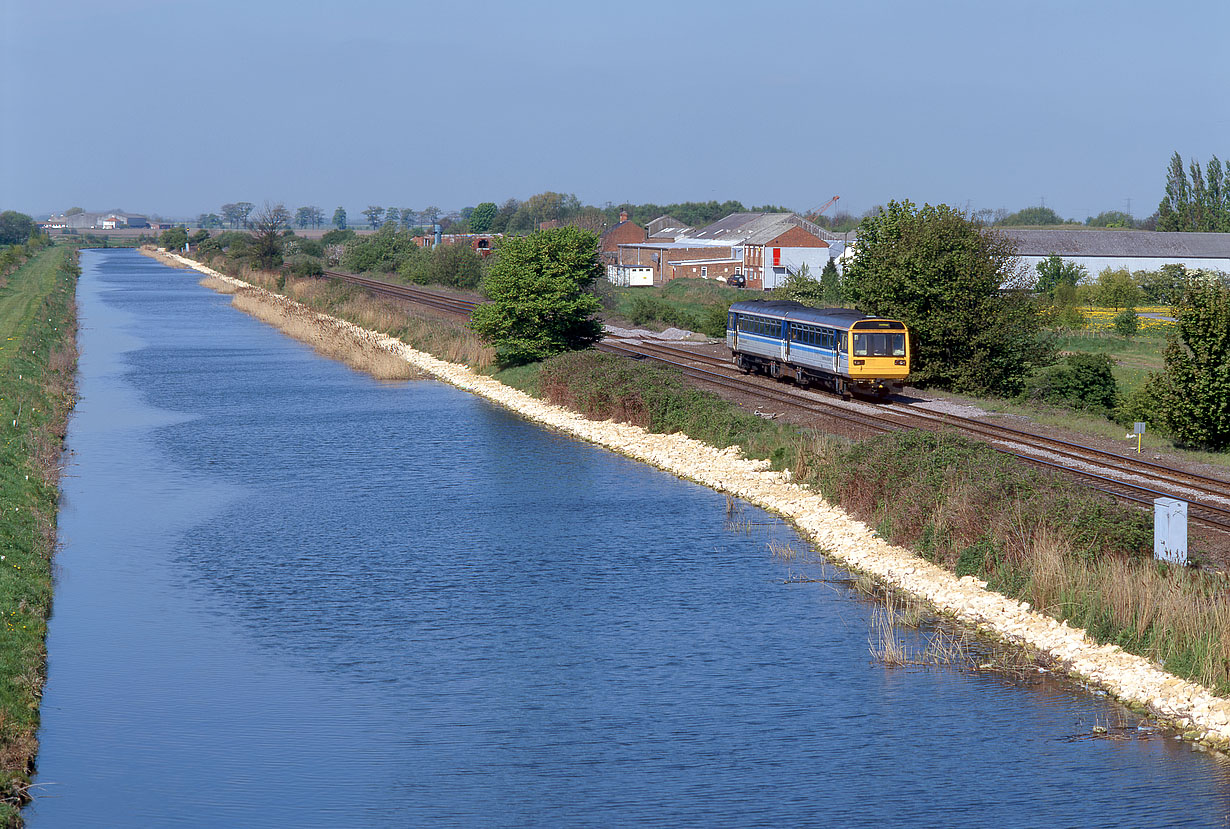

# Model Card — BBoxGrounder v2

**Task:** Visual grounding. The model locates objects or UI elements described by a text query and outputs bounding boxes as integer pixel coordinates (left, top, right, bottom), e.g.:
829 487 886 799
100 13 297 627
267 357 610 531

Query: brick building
598 210 646 264
612 212 840 289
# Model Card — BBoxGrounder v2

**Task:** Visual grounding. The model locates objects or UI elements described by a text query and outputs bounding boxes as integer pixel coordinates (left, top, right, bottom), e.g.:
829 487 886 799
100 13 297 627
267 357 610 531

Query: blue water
30 249 1230 826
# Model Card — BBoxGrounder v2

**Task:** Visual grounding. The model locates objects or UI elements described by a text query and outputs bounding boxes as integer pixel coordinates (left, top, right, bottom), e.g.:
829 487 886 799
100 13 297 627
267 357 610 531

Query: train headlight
852 359 864 365
895 359 906 365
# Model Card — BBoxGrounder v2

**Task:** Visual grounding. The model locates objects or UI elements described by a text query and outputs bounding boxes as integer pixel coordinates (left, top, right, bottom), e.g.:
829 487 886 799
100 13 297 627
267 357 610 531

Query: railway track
319 270 1230 534
603 338 1230 533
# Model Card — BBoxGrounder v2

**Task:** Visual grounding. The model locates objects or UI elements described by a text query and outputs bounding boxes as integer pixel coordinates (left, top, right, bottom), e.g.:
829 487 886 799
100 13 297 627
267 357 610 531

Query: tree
362 206 384 229
332 206 347 230
469 202 498 233
295 206 315 229
771 264 825 307
470 226 603 366
399 208 415 230
1034 254 1086 297
340 224 418 273
819 259 843 304
0 211 36 245
198 212 223 229
159 226 189 250
1150 278 1230 449
1085 210 1134 228
248 202 291 270
64 206 84 216
1113 307 1139 338
1157 152 1189 232
419 205 441 226
236 202 254 228
844 199 1049 395
1094 267 1142 309
997 205 1066 226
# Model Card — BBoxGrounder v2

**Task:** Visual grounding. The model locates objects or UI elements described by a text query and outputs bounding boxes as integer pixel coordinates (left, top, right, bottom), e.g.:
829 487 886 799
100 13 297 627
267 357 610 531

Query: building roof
1002 229 1230 258
682 212 839 245
647 215 691 238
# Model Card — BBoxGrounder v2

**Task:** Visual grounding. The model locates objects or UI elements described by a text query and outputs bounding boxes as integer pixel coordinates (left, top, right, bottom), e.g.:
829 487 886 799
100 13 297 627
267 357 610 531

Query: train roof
729 300 894 328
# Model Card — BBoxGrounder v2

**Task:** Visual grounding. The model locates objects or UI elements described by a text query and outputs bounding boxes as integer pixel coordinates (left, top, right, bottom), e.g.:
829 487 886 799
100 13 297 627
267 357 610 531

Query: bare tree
249 202 291 269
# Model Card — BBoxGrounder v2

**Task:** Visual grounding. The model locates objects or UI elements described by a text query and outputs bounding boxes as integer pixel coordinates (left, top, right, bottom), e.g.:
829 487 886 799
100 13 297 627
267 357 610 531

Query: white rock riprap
154 250 1230 750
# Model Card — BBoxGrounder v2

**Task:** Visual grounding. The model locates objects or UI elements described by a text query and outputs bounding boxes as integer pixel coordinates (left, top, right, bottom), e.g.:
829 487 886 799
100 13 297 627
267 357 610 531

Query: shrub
1112 307 1138 338
1023 353 1119 412
627 294 701 331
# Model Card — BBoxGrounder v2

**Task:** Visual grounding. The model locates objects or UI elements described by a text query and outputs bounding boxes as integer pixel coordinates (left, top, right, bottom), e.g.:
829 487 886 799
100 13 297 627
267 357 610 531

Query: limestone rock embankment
152 250 1230 750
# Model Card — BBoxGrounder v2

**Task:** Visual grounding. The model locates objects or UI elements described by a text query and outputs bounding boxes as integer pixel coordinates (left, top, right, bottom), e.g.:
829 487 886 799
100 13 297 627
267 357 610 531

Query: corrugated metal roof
682 212 838 245
1002 229 1230 258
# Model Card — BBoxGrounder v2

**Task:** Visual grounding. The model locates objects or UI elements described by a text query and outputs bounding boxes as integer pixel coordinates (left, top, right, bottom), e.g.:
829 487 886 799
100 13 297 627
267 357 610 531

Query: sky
3 0 1229 222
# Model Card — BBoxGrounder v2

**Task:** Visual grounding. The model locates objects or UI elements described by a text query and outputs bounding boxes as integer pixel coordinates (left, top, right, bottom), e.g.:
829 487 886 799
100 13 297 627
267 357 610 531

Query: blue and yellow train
726 300 910 398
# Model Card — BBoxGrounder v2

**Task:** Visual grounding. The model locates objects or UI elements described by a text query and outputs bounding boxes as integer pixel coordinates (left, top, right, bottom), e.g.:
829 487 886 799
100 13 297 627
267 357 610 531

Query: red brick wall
669 261 742 281
766 226 829 248
600 221 646 252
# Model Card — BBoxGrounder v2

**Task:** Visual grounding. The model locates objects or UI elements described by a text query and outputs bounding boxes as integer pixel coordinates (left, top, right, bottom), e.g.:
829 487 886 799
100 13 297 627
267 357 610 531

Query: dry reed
228 291 420 381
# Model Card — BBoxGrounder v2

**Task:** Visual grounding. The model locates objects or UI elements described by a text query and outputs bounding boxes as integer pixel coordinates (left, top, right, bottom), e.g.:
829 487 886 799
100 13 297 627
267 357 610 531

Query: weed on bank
0 247 78 823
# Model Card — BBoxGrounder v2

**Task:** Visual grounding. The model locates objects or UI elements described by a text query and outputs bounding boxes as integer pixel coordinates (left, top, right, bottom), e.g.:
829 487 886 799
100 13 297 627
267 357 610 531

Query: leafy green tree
340 224 418 273
770 264 825 307
401 242 485 289
1113 307 1139 338
189 229 211 245
817 259 843 304
1085 210 1135 228
362 206 384 229
159 226 189 250
1095 267 1142 309
1137 264 1187 304
1150 278 1230 449
997 206 1067 226
332 206 347 229
294 206 315 229
1034 254 1086 297
844 199 1049 394
321 227 354 246
0 211 36 245
470 226 603 366
399 208 415 230
469 201 498 233
420 206 441 226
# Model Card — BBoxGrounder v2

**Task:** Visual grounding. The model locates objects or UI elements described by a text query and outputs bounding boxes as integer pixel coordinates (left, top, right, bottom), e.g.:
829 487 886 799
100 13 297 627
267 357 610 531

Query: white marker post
1153 497 1188 565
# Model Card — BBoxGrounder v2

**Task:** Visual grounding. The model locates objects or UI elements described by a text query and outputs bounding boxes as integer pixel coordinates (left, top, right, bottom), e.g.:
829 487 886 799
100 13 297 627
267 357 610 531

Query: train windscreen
852 332 906 357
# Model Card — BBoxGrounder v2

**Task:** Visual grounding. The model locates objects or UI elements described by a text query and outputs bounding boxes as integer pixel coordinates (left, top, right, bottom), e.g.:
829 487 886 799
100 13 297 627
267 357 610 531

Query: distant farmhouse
44 211 150 231
609 212 841 290
1001 229 1230 277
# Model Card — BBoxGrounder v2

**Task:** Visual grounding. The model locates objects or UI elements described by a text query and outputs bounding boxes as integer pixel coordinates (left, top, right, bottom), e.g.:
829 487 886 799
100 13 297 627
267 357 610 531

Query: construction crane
804 195 840 221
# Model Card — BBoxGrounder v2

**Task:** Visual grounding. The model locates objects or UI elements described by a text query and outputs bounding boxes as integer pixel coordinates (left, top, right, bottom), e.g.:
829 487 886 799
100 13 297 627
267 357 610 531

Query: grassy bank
0 247 78 823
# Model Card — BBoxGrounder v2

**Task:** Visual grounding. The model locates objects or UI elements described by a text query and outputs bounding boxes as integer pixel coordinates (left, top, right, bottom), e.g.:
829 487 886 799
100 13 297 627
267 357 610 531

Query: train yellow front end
846 319 909 396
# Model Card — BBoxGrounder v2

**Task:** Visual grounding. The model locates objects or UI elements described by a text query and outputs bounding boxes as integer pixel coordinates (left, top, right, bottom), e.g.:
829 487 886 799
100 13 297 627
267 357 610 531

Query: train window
853 333 905 356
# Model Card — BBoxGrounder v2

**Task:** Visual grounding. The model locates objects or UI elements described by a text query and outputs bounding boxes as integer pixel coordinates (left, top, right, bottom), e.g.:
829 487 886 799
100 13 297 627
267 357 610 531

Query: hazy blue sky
3 0 1228 221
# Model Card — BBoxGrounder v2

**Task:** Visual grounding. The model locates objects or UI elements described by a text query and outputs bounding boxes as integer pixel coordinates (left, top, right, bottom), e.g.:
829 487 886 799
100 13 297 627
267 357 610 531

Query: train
726 300 910 398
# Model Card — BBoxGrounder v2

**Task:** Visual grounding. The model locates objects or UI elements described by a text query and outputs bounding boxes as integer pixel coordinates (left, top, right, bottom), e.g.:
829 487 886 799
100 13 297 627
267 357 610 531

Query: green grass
1053 330 1167 394
611 278 740 327
0 246 78 823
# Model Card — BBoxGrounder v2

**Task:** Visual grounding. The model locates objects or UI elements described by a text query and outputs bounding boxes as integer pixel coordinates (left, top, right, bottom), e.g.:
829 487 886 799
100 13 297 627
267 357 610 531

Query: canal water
30 249 1230 826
